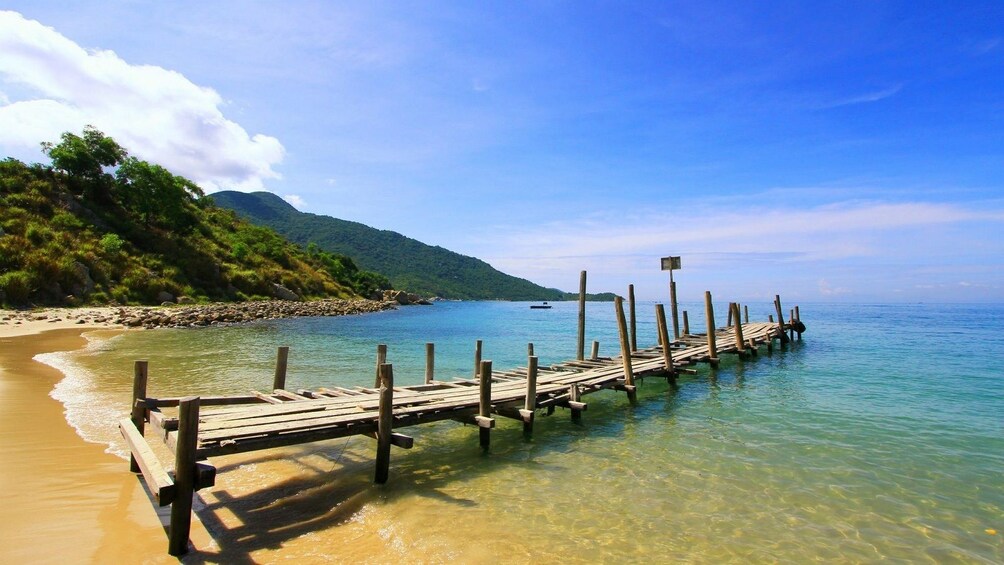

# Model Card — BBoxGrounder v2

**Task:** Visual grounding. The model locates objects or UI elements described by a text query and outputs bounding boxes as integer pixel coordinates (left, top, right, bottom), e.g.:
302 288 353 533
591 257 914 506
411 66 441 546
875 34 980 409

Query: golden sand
0 327 219 563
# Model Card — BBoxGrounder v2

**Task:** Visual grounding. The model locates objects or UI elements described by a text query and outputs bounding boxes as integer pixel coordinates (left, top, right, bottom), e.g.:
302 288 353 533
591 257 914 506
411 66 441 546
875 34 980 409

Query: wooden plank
251 391 283 404
119 417 176 506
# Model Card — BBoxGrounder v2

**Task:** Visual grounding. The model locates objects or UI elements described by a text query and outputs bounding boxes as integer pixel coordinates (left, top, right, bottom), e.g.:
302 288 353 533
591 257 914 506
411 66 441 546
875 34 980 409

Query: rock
272 283 300 301
161 301 175 306
72 261 95 295
157 291 175 303
177 296 196 305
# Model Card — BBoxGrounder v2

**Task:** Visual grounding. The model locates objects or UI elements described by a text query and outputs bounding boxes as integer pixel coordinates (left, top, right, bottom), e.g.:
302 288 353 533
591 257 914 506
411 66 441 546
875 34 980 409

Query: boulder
72 261 95 295
157 291 175 303
177 296 196 305
272 283 300 301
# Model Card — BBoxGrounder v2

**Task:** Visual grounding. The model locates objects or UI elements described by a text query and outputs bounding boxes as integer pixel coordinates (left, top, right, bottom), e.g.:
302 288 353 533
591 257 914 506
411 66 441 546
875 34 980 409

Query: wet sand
0 328 217 563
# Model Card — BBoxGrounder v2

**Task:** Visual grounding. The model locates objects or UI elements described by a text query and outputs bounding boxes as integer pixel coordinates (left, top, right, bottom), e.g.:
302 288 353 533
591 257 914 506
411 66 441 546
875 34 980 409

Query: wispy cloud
0 10 284 191
965 37 1000 56
821 85 903 109
479 198 1004 295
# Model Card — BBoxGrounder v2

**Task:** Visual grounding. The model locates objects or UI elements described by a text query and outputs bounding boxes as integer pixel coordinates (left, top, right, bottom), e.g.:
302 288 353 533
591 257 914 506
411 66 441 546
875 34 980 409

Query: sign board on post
660 256 681 271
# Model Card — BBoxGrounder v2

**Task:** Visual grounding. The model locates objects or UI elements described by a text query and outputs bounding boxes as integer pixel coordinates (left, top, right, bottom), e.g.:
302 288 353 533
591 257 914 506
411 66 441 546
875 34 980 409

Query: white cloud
0 10 284 191
282 194 306 209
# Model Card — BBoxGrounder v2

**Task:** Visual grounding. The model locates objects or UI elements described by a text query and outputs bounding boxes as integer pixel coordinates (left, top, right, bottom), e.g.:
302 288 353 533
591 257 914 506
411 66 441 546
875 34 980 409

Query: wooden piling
129 360 148 474
569 383 582 422
682 311 690 335
727 303 734 327
591 340 599 360
425 343 435 384
273 346 289 390
731 303 746 354
628 284 638 352
375 364 394 484
577 270 587 360
527 342 534 357
168 396 200 556
374 344 387 387
655 304 675 377
474 340 483 378
704 291 719 367
523 356 538 435
743 304 749 324
795 306 802 340
670 279 680 339
774 295 790 344
479 360 492 449
614 296 637 400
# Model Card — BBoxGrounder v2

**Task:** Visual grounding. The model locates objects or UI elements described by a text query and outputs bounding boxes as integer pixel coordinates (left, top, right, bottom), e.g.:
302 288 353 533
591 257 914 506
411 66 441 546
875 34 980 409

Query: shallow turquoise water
42 301 1004 562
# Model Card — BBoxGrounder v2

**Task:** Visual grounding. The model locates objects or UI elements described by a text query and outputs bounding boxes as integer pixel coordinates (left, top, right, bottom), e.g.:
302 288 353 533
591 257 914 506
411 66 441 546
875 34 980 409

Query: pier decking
120 291 803 555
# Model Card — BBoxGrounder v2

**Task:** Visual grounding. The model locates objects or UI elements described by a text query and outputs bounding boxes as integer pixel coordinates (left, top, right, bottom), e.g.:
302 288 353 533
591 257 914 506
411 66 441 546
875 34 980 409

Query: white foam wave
36 331 131 459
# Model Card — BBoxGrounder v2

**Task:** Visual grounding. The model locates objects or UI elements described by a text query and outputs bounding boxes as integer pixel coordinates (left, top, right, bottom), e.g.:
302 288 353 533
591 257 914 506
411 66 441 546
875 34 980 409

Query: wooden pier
120 291 803 555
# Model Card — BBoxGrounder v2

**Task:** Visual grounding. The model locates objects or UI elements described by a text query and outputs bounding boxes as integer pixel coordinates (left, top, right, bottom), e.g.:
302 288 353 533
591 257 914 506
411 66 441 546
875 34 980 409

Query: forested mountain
0 128 388 307
212 191 610 301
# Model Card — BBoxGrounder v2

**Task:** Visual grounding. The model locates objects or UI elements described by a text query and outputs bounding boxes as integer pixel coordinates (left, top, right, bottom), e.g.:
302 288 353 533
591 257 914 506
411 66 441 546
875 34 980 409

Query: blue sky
1 2 1002 302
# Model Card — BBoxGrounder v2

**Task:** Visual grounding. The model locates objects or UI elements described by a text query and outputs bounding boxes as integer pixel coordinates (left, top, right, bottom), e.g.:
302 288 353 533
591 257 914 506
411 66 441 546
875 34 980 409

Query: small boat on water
530 302 552 309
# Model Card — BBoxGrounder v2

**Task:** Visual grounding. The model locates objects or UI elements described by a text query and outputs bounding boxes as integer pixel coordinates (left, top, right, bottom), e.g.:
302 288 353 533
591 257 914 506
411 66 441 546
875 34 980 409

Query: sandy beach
0 315 219 563
0 311 414 563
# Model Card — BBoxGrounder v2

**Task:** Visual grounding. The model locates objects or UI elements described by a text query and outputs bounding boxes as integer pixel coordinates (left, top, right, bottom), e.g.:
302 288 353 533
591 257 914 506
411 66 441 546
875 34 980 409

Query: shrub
0 270 32 305
100 233 125 255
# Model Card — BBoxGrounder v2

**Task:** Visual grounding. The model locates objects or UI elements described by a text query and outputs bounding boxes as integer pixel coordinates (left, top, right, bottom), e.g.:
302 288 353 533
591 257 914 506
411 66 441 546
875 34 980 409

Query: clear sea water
39 301 1004 562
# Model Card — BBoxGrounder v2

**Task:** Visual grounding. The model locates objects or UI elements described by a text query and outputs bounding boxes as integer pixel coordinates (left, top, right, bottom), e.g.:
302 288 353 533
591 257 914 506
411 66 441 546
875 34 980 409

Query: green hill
212 191 609 301
0 128 388 307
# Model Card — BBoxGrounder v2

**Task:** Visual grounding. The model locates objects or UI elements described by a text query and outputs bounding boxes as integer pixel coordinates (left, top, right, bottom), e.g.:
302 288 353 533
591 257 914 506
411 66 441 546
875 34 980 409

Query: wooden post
774 295 789 344
743 304 749 324
682 311 690 335
655 304 675 377
790 308 796 341
273 346 289 390
527 342 534 357
425 343 435 384
569 383 582 422
168 396 200 556
577 270 587 360
726 303 733 327
670 279 680 339
375 364 394 484
704 291 719 367
374 344 387 387
628 284 638 352
614 296 636 401
523 356 538 435
479 360 492 449
731 302 746 354
473 340 483 378
590 340 599 360
795 306 802 340
129 360 148 473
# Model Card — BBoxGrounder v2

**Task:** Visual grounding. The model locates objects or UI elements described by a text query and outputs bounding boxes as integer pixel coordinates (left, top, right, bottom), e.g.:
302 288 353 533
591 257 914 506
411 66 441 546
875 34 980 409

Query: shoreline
0 328 214 563
0 302 413 562
0 298 398 336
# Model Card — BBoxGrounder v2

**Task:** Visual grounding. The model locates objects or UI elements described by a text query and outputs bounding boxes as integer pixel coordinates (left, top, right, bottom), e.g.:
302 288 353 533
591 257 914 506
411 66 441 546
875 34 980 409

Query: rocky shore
0 298 399 330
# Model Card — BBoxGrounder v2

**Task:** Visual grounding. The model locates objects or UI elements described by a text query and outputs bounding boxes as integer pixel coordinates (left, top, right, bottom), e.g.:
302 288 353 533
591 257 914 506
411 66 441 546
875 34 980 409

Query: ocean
38 300 1004 562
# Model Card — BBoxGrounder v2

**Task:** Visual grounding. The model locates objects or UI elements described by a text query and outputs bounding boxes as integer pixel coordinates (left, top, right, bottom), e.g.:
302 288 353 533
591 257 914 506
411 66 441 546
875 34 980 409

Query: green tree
115 157 203 230
40 126 126 202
